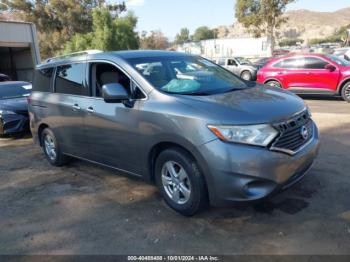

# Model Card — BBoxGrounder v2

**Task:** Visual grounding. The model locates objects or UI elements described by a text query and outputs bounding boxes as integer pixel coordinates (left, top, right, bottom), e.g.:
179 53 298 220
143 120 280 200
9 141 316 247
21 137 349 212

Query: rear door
274 57 305 89
51 62 89 156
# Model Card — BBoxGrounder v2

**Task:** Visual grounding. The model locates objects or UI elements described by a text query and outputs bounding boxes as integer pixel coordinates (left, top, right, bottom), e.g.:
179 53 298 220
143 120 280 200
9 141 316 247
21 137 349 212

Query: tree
192 26 214 42
7 0 126 58
114 12 139 50
0 1 10 12
139 30 169 50
235 0 296 55
64 9 139 53
175 28 191 45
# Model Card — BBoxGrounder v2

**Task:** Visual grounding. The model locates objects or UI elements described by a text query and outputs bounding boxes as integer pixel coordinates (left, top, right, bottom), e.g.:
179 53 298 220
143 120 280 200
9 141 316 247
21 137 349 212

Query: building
177 37 271 59
0 21 40 82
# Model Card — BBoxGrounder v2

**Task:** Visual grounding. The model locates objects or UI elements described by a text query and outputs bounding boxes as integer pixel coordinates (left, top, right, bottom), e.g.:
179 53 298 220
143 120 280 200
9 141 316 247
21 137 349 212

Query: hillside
217 7 350 44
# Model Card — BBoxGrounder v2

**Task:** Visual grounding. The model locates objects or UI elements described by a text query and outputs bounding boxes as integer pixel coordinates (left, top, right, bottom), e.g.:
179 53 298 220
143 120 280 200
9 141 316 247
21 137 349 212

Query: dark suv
29 50 319 215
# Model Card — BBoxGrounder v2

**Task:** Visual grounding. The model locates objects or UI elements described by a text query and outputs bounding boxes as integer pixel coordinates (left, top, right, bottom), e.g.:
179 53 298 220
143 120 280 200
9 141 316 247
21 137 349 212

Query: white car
333 47 350 61
345 49 350 61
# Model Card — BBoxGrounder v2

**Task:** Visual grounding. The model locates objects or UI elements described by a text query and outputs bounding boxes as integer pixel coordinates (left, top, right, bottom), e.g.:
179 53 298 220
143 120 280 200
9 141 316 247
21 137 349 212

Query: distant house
0 20 40 82
177 37 271 59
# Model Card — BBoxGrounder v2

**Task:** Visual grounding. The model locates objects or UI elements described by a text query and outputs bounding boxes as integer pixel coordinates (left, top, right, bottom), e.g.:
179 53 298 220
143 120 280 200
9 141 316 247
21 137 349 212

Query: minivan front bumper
197 121 319 206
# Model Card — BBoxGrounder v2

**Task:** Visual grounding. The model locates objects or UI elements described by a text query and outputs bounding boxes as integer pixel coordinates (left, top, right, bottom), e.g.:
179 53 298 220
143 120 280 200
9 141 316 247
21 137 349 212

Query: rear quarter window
55 63 88 96
33 68 54 92
273 58 303 69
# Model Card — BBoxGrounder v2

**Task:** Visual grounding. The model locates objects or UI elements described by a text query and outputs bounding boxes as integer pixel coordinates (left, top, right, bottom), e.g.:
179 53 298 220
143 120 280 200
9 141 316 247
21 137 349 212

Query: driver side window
90 62 145 99
227 59 237 66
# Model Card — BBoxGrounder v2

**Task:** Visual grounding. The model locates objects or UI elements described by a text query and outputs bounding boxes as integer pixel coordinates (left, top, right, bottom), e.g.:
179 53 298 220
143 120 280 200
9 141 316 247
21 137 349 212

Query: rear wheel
155 148 208 216
341 82 350 102
265 80 282 88
41 128 69 166
241 71 252 81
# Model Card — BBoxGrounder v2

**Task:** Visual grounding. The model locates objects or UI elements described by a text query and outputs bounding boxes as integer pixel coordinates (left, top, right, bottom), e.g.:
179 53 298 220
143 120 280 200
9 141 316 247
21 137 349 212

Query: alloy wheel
241 72 252 81
267 81 281 88
161 161 192 205
44 134 57 161
344 84 350 100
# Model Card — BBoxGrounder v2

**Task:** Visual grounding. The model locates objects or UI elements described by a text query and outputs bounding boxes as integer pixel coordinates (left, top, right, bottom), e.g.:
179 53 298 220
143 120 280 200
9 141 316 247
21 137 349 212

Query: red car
257 53 350 102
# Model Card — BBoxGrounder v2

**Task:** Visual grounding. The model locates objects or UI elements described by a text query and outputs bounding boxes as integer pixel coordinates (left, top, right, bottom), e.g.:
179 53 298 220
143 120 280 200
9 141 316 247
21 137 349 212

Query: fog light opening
243 180 275 198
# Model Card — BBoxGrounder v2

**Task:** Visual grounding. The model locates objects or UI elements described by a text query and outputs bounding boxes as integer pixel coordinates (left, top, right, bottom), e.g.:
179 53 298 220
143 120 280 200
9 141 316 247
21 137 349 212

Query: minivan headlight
207 124 279 147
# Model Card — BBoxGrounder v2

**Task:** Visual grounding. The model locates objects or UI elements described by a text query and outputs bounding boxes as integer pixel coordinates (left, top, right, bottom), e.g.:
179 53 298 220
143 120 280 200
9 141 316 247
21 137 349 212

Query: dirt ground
0 96 350 255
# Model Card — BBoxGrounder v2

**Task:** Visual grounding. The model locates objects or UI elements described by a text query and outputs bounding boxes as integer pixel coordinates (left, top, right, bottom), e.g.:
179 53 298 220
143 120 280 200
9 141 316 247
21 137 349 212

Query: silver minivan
29 50 319 216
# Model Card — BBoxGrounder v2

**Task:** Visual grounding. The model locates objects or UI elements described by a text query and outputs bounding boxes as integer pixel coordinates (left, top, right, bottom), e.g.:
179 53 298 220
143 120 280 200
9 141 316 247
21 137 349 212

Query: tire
41 128 69 166
265 80 282 88
155 148 208 216
241 71 252 81
341 82 350 102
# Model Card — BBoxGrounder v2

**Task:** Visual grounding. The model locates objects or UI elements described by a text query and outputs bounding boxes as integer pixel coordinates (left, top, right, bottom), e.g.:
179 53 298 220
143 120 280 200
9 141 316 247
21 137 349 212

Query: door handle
72 104 81 110
87 107 94 113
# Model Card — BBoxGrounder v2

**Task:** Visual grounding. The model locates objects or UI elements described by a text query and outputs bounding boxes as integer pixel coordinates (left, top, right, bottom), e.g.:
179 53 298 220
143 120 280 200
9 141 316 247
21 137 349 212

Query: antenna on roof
45 50 102 63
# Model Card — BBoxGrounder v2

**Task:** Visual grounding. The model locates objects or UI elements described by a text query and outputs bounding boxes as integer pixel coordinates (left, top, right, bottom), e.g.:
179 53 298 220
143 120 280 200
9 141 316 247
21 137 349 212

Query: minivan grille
270 109 313 155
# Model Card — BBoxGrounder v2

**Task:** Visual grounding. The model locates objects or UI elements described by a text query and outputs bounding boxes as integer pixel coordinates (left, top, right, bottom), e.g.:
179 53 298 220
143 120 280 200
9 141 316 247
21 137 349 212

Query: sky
116 0 350 39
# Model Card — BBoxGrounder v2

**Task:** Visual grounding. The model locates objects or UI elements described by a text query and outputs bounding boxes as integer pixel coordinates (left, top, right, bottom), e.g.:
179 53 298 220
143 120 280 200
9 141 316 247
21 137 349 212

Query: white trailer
0 21 40 82
177 37 271 59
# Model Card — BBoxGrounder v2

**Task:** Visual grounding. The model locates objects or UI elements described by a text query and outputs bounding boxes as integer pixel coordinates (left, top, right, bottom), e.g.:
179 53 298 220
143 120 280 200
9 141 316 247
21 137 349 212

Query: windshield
127 56 248 95
0 83 32 99
325 54 350 67
235 57 252 65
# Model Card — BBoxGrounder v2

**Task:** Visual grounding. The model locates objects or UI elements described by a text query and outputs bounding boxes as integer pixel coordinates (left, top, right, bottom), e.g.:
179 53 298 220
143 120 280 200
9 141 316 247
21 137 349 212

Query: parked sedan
0 81 32 135
214 57 259 81
332 47 350 60
257 53 350 102
253 57 272 68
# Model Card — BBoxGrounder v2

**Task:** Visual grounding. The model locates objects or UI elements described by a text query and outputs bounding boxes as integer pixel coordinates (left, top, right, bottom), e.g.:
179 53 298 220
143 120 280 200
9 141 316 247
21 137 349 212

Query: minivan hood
178 85 306 124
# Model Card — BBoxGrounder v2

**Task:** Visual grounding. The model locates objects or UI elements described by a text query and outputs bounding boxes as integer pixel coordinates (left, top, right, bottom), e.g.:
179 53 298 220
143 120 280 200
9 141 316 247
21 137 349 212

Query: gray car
214 57 259 81
29 50 319 216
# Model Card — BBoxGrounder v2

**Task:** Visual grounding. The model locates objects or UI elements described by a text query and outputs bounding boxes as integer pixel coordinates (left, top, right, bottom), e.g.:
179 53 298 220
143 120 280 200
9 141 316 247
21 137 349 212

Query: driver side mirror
102 83 129 103
325 64 336 72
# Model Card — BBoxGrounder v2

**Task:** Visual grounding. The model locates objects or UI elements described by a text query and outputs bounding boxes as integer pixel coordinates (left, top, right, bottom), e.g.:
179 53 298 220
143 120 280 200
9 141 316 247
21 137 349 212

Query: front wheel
41 128 69 166
155 148 208 216
241 71 252 81
341 82 350 102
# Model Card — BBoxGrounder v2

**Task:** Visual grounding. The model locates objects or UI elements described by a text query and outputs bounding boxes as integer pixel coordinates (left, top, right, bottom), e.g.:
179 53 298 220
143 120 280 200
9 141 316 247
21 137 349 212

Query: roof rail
45 50 102 63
